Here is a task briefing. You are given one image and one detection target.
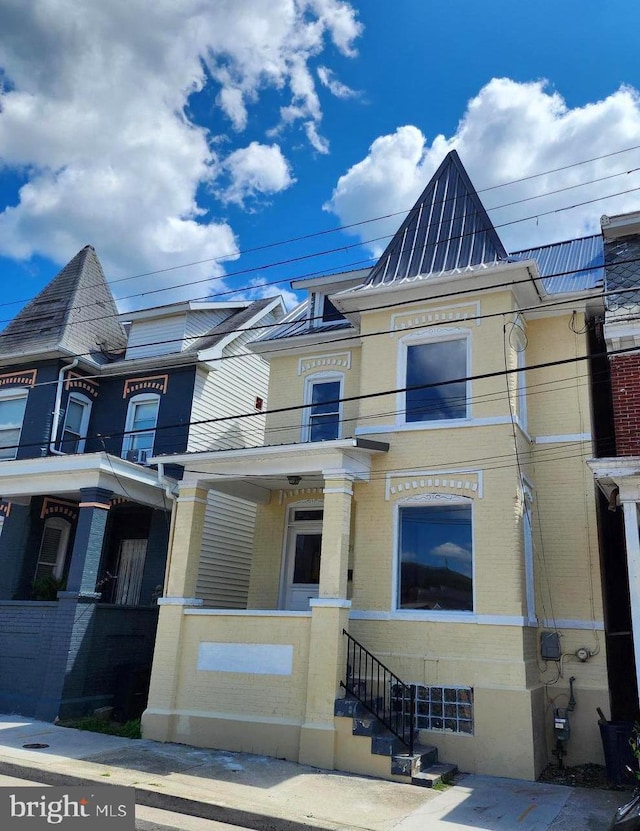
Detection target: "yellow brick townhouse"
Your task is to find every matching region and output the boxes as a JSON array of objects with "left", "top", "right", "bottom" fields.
[{"left": 143, "top": 150, "right": 610, "bottom": 783}]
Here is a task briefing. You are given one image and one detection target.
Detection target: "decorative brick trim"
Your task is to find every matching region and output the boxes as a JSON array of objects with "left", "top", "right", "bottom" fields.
[
  {"left": 0, "top": 501, "right": 11, "bottom": 518},
  {"left": 109, "top": 496, "right": 132, "bottom": 508},
  {"left": 123, "top": 374, "right": 169, "bottom": 398},
  {"left": 40, "top": 497, "right": 79, "bottom": 521},
  {"left": 298, "top": 352, "right": 351, "bottom": 375},
  {"left": 0, "top": 368, "right": 37, "bottom": 388},
  {"left": 385, "top": 469, "right": 482, "bottom": 501},
  {"left": 390, "top": 302, "right": 480, "bottom": 334},
  {"left": 278, "top": 488, "right": 324, "bottom": 504},
  {"left": 65, "top": 371, "right": 99, "bottom": 398}
]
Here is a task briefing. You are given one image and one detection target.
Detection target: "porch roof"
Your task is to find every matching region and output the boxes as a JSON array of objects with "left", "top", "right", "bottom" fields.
[
  {"left": 0, "top": 452, "right": 175, "bottom": 510},
  {"left": 152, "top": 438, "right": 390, "bottom": 503},
  {"left": 588, "top": 456, "right": 640, "bottom": 503}
]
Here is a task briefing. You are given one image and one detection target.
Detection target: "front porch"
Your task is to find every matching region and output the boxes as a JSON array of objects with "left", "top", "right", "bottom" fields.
[
  {"left": 0, "top": 452, "right": 175, "bottom": 720},
  {"left": 143, "top": 439, "right": 387, "bottom": 770}
]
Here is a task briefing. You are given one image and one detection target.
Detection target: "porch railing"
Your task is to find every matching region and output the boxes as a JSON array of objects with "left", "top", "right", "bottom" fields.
[{"left": 341, "top": 629, "right": 415, "bottom": 756}]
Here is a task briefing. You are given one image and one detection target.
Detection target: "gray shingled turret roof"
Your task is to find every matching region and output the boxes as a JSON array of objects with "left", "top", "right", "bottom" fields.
[
  {"left": 364, "top": 149, "right": 508, "bottom": 288},
  {"left": 0, "top": 246, "right": 127, "bottom": 361}
]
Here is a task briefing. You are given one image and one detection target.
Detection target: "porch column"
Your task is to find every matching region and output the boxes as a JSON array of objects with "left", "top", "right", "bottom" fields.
[
  {"left": 66, "top": 487, "right": 112, "bottom": 596},
  {"left": 299, "top": 475, "right": 353, "bottom": 769},
  {"left": 622, "top": 500, "right": 640, "bottom": 708},
  {"left": 143, "top": 483, "right": 207, "bottom": 741},
  {"left": 165, "top": 484, "right": 209, "bottom": 599}
]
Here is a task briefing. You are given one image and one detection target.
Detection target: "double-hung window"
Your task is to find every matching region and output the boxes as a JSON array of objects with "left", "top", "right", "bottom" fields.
[
  {"left": 60, "top": 393, "right": 92, "bottom": 453},
  {"left": 0, "top": 390, "right": 28, "bottom": 460},
  {"left": 404, "top": 335, "right": 468, "bottom": 423},
  {"left": 122, "top": 394, "right": 160, "bottom": 463},
  {"left": 397, "top": 501, "right": 473, "bottom": 611},
  {"left": 303, "top": 374, "right": 342, "bottom": 442}
]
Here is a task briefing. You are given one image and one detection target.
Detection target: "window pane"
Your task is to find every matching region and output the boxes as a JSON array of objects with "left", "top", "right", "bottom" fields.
[
  {"left": 322, "top": 296, "right": 344, "bottom": 322},
  {"left": 311, "top": 381, "right": 340, "bottom": 412},
  {"left": 309, "top": 414, "right": 340, "bottom": 442},
  {"left": 0, "top": 396, "right": 28, "bottom": 427},
  {"left": 308, "top": 381, "right": 340, "bottom": 441},
  {"left": 293, "top": 533, "right": 322, "bottom": 584},
  {"left": 294, "top": 509, "right": 324, "bottom": 522},
  {"left": 64, "top": 400, "right": 85, "bottom": 433},
  {"left": 399, "top": 504, "right": 473, "bottom": 611},
  {"left": 406, "top": 340, "right": 467, "bottom": 421},
  {"left": 0, "top": 428, "right": 21, "bottom": 459},
  {"left": 132, "top": 400, "right": 158, "bottom": 430}
]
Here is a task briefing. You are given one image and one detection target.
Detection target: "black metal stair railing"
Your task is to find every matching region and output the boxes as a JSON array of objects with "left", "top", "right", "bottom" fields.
[{"left": 341, "top": 629, "right": 415, "bottom": 756}]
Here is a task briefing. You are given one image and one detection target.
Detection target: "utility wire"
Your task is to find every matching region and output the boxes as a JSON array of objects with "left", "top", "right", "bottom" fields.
[
  {"left": 2, "top": 156, "right": 639, "bottom": 320},
  {"left": 0, "top": 338, "right": 625, "bottom": 455},
  {"left": 0, "top": 252, "right": 623, "bottom": 391}
]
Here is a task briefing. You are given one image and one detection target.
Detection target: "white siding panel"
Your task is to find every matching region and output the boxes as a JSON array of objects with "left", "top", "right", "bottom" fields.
[
  {"left": 188, "top": 322, "right": 273, "bottom": 452},
  {"left": 183, "top": 310, "right": 228, "bottom": 350},
  {"left": 125, "top": 315, "right": 186, "bottom": 359},
  {"left": 197, "top": 491, "right": 257, "bottom": 608}
]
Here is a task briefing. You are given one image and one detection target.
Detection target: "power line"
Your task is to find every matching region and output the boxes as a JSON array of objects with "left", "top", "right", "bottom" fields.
[
  {"left": 2, "top": 149, "right": 639, "bottom": 319},
  {"left": 0, "top": 336, "right": 624, "bottom": 455},
  {"left": 3, "top": 141, "right": 639, "bottom": 314},
  {"left": 0, "top": 218, "right": 624, "bottom": 367},
  {"left": 1, "top": 252, "right": 621, "bottom": 392}
]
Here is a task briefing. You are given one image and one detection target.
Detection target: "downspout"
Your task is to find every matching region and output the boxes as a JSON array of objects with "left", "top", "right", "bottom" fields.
[
  {"left": 49, "top": 359, "right": 79, "bottom": 455},
  {"left": 156, "top": 461, "right": 179, "bottom": 501}
]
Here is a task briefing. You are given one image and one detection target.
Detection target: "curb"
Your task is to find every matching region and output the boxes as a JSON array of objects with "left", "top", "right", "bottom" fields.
[{"left": 0, "top": 758, "right": 337, "bottom": 831}]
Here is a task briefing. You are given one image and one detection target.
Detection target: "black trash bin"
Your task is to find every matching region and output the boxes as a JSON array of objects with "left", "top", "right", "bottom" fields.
[{"left": 599, "top": 721, "right": 636, "bottom": 786}]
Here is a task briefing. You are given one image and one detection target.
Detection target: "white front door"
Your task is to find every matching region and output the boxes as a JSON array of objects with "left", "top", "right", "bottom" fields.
[{"left": 283, "top": 510, "right": 323, "bottom": 610}]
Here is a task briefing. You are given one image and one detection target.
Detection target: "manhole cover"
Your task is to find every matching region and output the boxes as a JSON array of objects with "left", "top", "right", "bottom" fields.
[{"left": 22, "top": 743, "right": 49, "bottom": 749}]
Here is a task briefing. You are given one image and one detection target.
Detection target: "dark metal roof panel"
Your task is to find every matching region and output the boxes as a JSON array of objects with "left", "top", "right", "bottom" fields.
[
  {"left": 509, "top": 234, "right": 604, "bottom": 294},
  {"left": 365, "top": 150, "right": 508, "bottom": 287}
]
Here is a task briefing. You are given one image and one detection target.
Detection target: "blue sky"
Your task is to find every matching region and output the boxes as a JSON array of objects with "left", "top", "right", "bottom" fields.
[{"left": 1, "top": 0, "right": 640, "bottom": 323}]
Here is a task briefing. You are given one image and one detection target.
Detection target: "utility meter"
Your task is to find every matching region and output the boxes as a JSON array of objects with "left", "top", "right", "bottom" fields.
[{"left": 554, "top": 708, "right": 571, "bottom": 742}]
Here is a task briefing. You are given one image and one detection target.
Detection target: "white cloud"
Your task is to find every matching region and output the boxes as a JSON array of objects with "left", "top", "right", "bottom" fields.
[
  {"left": 243, "top": 277, "right": 300, "bottom": 310},
  {"left": 0, "top": 0, "right": 361, "bottom": 308},
  {"left": 221, "top": 142, "right": 295, "bottom": 206},
  {"left": 325, "top": 79, "right": 640, "bottom": 255},
  {"left": 317, "top": 66, "right": 357, "bottom": 99}
]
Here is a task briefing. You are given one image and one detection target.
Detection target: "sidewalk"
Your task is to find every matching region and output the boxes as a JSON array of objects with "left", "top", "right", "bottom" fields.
[{"left": 0, "top": 716, "right": 623, "bottom": 830}]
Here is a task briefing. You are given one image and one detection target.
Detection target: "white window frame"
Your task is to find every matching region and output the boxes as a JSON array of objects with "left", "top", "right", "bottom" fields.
[
  {"left": 392, "top": 495, "right": 475, "bottom": 618},
  {"left": 121, "top": 393, "right": 160, "bottom": 461},
  {"left": 0, "top": 388, "right": 29, "bottom": 461},
  {"left": 60, "top": 392, "right": 92, "bottom": 453},
  {"left": 310, "top": 292, "right": 345, "bottom": 327},
  {"left": 34, "top": 517, "right": 71, "bottom": 582},
  {"left": 302, "top": 372, "right": 344, "bottom": 443},
  {"left": 397, "top": 329, "right": 471, "bottom": 427}
]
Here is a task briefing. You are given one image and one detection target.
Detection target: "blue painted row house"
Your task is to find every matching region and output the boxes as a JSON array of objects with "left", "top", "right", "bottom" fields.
[{"left": 0, "top": 245, "right": 283, "bottom": 721}]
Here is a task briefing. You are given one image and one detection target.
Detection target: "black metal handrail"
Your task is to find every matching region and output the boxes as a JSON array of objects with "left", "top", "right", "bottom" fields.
[{"left": 341, "top": 629, "right": 415, "bottom": 756}]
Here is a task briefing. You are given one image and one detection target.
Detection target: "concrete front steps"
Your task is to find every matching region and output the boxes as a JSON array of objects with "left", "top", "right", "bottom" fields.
[{"left": 334, "top": 696, "right": 457, "bottom": 787}]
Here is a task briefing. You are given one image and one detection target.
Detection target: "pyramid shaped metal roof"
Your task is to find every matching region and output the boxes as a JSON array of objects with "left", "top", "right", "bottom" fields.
[
  {"left": 0, "top": 246, "right": 127, "bottom": 361},
  {"left": 365, "top": 150, "right": 508, "bottom": 287}
]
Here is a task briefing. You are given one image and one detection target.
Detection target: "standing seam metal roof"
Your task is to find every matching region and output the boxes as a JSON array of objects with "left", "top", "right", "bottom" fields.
[
  {"left": 364, "top": 150, "right": 509, "bottom": 287},
  {"left": 509, "top": 234, "right": 604, "bottom": 294}
]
